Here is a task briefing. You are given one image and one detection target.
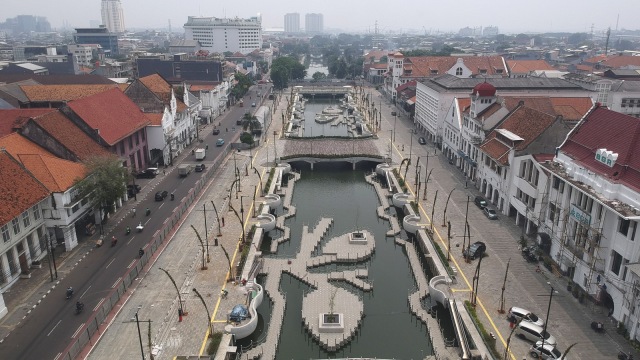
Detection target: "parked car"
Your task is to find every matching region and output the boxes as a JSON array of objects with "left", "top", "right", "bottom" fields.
[
  {"left": 216, "top": 138, "right": 225, "bottom": 146},
  {"left": 154, "top": 190, "right": 168, "bottom": 201},
  {"left": 418, "top": 137, "right": 427, "bottom": 145},
  {"left": 515, "top": 321, "right": 557, "bottom": 346},
  {"left": 195, "top": 164, "right": 205, "bottom": 172},
  {"left": 530, "top": 341, "right": 565, "bottom": 359},
  {"left": 463, "top": 241, "right": 486, "bottom": 260},
  {"left": 508, "top": 306, "right": 544, "bottom": 327},
  {"left": 391, "top": 111, "right": 397, "bottom": 116},
  {"left": 213, "top": 129, "right": 220, "bottom": 135},
  {"left": 127, "top": 184, "right": 141, "bottom": 193},
  {"left": 251, "top": 102, "right": 256, "bottom": 107},
  {"left": 483, "top": 207, "right": 498, "bottom": 219},
  {"left": 136, "top": 168, "right": 158, "bottom": 179},
  {"left": 474, "top": 196, "right": 487, "bottom": 209}
]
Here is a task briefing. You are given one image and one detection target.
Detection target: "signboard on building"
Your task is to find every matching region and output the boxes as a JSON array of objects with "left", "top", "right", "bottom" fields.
[
  {"left": 570, "top": 204, "right": 591, "bottom": 226},
  {"left": 595, "top": 148, "right": 618, "bottom": 167}
]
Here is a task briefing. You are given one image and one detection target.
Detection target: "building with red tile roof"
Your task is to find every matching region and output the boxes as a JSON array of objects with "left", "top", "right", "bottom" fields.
[
  {"left": 537, "top": 107, "right": 640, "bottom": 326},
  {"left": 0, "top": 150, "right": 50, "bottom": 301},
  {"left": 0, "top": 109, "right": 56, "bottom": 136},
  {"left": 506, "top": 60, "right": 555, "bottom": 78},
  {"left": 19, "top": 84, "right": 117, "bottom": 108},
  {"left": 63, "top": 88, "right": 151, "bottom": 170}
]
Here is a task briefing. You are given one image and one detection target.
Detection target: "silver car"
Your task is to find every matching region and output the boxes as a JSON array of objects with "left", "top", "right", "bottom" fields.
[{"left": 483, "top": 207, "right": 498, "bottom": 219}]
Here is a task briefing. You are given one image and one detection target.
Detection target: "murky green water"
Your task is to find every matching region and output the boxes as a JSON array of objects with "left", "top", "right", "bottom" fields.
[
  {"left": 238, "top": 163, "right": 435, "bottom": 358},
  {"left": 302, "top": 99, "right": 349, "bottom": 138}
]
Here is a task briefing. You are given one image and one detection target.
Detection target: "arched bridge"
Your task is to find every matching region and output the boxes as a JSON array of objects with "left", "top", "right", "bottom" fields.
[{"left": 281, "top": 138, "right": 385, "bottom": 169}]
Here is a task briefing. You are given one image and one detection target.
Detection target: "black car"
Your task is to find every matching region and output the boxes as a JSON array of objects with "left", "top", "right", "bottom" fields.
[
  {"left": 154, "top": 190, "right": 168, "bottom": 201},
  {"left": 212, "top": 129, "right": 220, "bottom": 135},
  {"left": 418, "top": 137, "right": 427, "bottom": 145},
  {"left": 136, "top": 168, "right": 158, "bottom": 179},
  {"left": 463, "top": 241, "right": 486, "bottom": 260},
  {"left": 195, "top": 164, "right": 205, "bottom": 172},
  {"left": 474, "top": 196, "right": 487, "bottom": 209}
]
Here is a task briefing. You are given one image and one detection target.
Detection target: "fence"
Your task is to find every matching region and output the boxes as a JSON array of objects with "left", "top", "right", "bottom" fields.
[{"left": 57, "top": 146, "right": 232, "bottom": 360}]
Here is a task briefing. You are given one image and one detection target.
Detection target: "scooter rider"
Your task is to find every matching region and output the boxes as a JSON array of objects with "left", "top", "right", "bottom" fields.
[
  {"left": 76, "top": 301, "right": 84, "bottom": 312},
  {"left": 66, "top": 286, "right": 73, "bottom": 298}
]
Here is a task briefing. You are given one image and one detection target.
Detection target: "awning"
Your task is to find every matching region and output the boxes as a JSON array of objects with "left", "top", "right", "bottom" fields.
[{"left": 406, "top": 99, "right": 415, "bottom": 105}]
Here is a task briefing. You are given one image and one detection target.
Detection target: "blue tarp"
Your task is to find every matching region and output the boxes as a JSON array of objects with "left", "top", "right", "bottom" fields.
[{"left": 229, "top": 304, "right": 249, "bottom": 322}]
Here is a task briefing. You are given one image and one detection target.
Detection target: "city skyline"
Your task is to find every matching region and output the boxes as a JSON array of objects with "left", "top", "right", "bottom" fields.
[{"left": 1, "top": 0, "right": 639, "bottom": 34}]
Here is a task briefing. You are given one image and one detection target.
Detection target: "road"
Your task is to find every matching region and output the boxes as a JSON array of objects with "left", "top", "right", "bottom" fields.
[{"left": 0, "top": 85, "right": 271, "bottom": 360}]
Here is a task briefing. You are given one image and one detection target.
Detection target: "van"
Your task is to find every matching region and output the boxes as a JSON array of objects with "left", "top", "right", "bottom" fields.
[
  {"left": 515, "top": 321, "right": 556, "bottom": 346},
  {"left": 178, "top": 164, "right": 193, "bottom": 177}
]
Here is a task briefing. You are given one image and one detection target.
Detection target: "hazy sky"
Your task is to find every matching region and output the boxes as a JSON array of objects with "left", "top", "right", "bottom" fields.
[{"left": 2, "top": 0, "right": 639, "bottom": 34}]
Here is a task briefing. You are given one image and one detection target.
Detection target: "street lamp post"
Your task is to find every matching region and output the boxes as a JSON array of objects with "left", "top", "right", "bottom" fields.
[
  {"left": 409, "top": 129, "right": 415, "bottom": 164},
  {"left": 210, "top": 201, "right": 222, "bottom": 237},
  {"left": 203, "top": 204, "right": 209, "bottom": 262},
  {"left": 442, "top": 188, "right": 456, "bottom": 227},
  {"left": 134, "top": 306, "right": 145, "bottom": 360},
  {"left": 393, "top": 112, "right": 397, "bottom": 143}
]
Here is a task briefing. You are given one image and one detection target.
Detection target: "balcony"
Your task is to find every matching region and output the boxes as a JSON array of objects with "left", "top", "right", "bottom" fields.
[{"left": 470, "top": 136, "right": 482, "bottom": 145}]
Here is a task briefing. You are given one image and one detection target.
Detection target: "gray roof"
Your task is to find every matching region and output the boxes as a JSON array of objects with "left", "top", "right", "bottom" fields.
[
  {"left": 169, "top": 39, "right": 200, "bottom": 47},
  {"left": 0, "top": 97, "right": 13, "bottom": 109},
  {"left": 422, "top": 74, "right": 583, "bottom": 92},
  {"left": 0, "top": 79, "right": 38, "bottom": 103}
]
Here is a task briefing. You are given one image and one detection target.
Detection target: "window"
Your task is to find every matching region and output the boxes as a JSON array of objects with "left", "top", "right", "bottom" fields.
[
  {"left": 22, "top": 211, "right": 30, "bottom": 228},
  {"left": 455, "top": 67, "right": 463, "bottom": 76},
  {"left": 1, "top": 224, "right": 9, "bottom": 242},
  {"left": 32, "top": 204, "right": 40, "bottom": 221},
  {"left": 548, "top": 203, "right": 559, "bottom": 225},
  {"left": 619, "top": 217, "right": 631, "bottom": 236},
  {"left": 12, "top": 218, "right": 20, "bottom": 235},
  {"left": 611, "top": 250, "right": 623, "bottom": 275}
]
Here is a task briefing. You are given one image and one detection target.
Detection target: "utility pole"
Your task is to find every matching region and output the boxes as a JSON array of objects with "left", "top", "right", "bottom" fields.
[
  {"left": 470, "top": 253, "right": 483, "bottom": 306},
  {"left": 463, "top": 196, "right": 470, "bottom": 260},
  {"left": 447, "top": 221, "right": 452, "bottom": 261},
  {"left": 499, "top": 258, "right": 510, "bottom": 314},
  {"left": 430, "top": 190, "right": 438, "bottom": 230}
]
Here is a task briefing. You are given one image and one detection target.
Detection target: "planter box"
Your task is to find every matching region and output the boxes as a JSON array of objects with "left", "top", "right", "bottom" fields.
[{"left": 319, "top": 313, "right": 344, "bottom": 333}]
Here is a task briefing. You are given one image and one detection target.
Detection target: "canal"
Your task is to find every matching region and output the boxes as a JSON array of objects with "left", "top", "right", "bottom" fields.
[{"left": 238, "top": 162, "right": 434, "bottom": 358}]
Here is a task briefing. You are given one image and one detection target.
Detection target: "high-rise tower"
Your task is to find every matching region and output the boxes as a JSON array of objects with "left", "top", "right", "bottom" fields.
[
  {"left": 284, "top": 13, "right": 300, "bottom": 33},
  {"left": 101, "top": 0, "right": 125, "bottom": 33}
]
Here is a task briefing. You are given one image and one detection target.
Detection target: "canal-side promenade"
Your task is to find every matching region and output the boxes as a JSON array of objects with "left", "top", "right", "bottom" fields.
[{"left": 82, "top": 83, "right": 637, "bottom": 360}]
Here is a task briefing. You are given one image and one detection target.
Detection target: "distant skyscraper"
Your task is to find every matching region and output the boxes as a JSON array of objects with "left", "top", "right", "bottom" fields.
[
  {"left": 101, "top": 0, "right": 125, "bottom": 33},
  {"left": 284, "top": 13, "right": 300, "bottom": 33},
  {"left": 305, "top": 13, "right": 323, "bottom": 34}
]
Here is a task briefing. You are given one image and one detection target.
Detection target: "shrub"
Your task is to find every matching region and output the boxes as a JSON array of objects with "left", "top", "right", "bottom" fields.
[
  {"left": 465, "top": 301, "right": 501, "bottom": 359},
  {"left": 206, "top": 332, "right": 224, "bottom": 355}
]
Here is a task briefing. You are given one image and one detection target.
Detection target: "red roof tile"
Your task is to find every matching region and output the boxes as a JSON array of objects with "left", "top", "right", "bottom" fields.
[
  {"left": 139, "top": 74, "right": 172, "bottom": 103},
  {"left": 67, "top": 88, "right": 150, "bottom": 146},
  {"left": 560, "top": 106, "right": 640, "bottom": 192},
  {"left": 144, "top": 113, "right": 163, "bottom": 126},
  {"left": 31, "top": 110, "right": 111, "bottom": 161},
  {"left": 0, "top": 109, "right": 56, "bottom": 136},
  {"left": 0, "top": 151, "right": 49, "bottom": 225},
  {"left": 480, "top": 138, "right": 511, "bottom": 165},
  {"left": 18, "top": 154, "right": 86, "bottom": 192},
  {"left": 20, "top": 84, "right": 117, "bottom": 102},
  {"left": 0, "top": 133, "right": 56, "bottom": 159},
  {"left": 506, "top": 60, "right": 555, "bottom": 73}
]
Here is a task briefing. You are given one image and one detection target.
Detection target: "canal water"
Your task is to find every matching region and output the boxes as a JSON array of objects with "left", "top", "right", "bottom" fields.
[
  {"left": 238, "top": 163, "right": 434, "bottom": 358},
  {"left": 306, "top": 60, "right": 328, "bottom": 80},
  {"left": 302, "top": 99, "right": 348, "bottom": 138}
]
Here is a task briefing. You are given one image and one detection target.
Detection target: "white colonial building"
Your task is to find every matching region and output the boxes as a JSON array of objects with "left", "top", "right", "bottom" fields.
[
  {"left": 184, "top": 16, "right": 263, "bottom": 55},
  {"left": 537, "top": 106, "right": 640, "bottom": 340}
]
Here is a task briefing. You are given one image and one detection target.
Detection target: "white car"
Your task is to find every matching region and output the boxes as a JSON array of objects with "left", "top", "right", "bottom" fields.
[
  {"left": 508, "top": 306, "right": 544, "bottom": 327},
  {"left": 530, "top": 341, "right": 565, "bottom": 359}
]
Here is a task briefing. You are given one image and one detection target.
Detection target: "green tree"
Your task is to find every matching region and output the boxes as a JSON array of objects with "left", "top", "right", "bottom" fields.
[
  {"left": 240, "top": 132, "right": 255, "bottom": 145},
  {"left": 231, "top": 72, "right": 252, "bottom": 100},
  {"left": 312, "top": 71, "right": 327, "bottom": 81},
  {"left": 270, "top": 64, "right": 290, "bottom": 89},
  {"left": 74, "top": 155, "right": 130, "bottom": 216},
  {"left": 241, "top": 112, "right": 261, "bottom": 133}
]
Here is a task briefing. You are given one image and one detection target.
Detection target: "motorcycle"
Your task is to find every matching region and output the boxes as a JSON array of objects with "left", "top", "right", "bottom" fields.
[
  {"left": 619, "top": 351, "right": 634, "bottom": 360},
  {"left": 136, "top": 222, "right": 144, "bottom": 232},
  {"left": 125, "top": 227, "right": 131, "bottom": 235},
  {"left": 145, "top": 208, "right": 150, "bottom": 216},
  {"left": 138, "top": 248, "right": 145, "bottom": 258},
  {"left": 66, "top": 287, "right": 74, "bottom": 300},
  {"left": 111, "top": 236, "right": 118, "bottom": 247},
  {"left": 591, "top": 321, "right": 605, "bottom": 333},
  {"left": 75, "top": 302, "right": 84, "bottom": 314}
]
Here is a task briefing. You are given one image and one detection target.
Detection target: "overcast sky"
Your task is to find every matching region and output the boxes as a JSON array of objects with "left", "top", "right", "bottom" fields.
[{"left": 2, "top": 0, "right": 639, "bottom": 34}]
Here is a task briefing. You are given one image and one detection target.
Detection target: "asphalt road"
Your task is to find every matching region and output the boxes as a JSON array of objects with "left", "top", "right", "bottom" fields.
[{"left": 0, "top": 85, "right": 271, "bottom": 360}]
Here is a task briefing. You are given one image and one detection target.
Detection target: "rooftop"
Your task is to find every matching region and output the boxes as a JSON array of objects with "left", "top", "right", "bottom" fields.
[{"left": 0, "top": 151, "right": 50, "bottom": 225}]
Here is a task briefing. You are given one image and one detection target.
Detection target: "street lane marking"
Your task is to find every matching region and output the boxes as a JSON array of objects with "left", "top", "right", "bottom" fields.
[
  {"left": 144, "top": 219, "right": 151, "bottom": 226},
  {"left": 71, "top": 324, "right": 83, "bottom": 338},
  {"left": 47, "top": 320, "right": 62, "bottom": 336},
  {"left": 80, "top": 285, "right": 91, "bottom": 299},
  {"left": 53, "top": 353, "right": 62, "bottom": 360},
  {"left": 127, "top": 260, "right": 136, "bottom": 269},
  {"left": 105, "top": 258, "right": 116, "bottom": 269},
  {"left": 127, "top": 236, "right": 135, "bottom": 245},
  {"left": 93, "top": 298, "right": 105, "bottom": 312},
  {"left": 111, "top": 277, "right": 122, "bottom": 289}
]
